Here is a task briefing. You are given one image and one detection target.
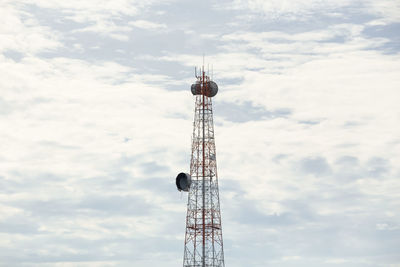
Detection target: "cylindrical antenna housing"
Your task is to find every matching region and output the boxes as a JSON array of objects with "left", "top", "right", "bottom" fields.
[{"left": 191, "top": 81, "right": 218, "bottom": 97}]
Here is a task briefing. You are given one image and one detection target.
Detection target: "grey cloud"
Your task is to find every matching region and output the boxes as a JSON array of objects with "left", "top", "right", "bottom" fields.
[
  {"left": 225, "top": 194, "right": 300, "bottom": 227},
  {"left": 336, "top": 142, "right": 359, "bottom": 148},
  {"left": 224, "top": 187, "right": 400, "bottom": 266},
  {"left": 140, "top": 161, "right": 170, "bottom": 174},
  {"left": 0, "top": 172, "right": 65, "bottom": 194},
  {"left": 39, "top": 140, "right": 79, "bottom": 150},
  {"left": 218, "top": 77, "right": 244, "bottom": 86},
  {"left": 295, "top": 155, "right": 391, "bottom": 181},
  {"left": 134, "top": 176, "right": 175, "bottom": 196},
  {"left": 0, "top": 218, "right": 40, "bottom": 234},
  {"left": 0, "top": 97, "right": 13, "bottom": 115},
  {"left": 298, "top": 120, "right": 321, "bottom": 125},
  {"left": 272, "top": 153, "right": 289, "bottom": 164},
  {"left": 298, "top": 156, "right": 332, "bottom": 176},
  {"left": 215, "top": 101, "right": 291, "bottom": 123},
  {"left": 78, "top": 194, "right": 155, "bottom": 215},
  {"left": 344, "top": 120, "right": 363, "bottom": 127},
  {"left": 334, "top": 155, "right": 364, "bottom": 180},
  {"left": 0, "top": 97, "right": 56, "bottom": 119},
  {"left": 5, "top": 194, "right": 155, "bottom": 219},
  {"left": 365, "top": 157, "right": 389, "bottom": 177},
  {"left": 363, "top": 22, "right": 400, "bottom": 54},
  {"left": 0, "top": 235, "right": 182, "bottom": 266},
  {"left": 3, "top": 50, "right": 24, "bottom": 62},
  {"left": 335, "top": 155, "right": 359, "bottom": 165},
  {"left": 334, "top": 155, "right": 390, "bottom": 180},
  {"left": 220, "top": 179, "right": 246, "bottom": 195},
  {"left": 25, "top": 2, "right": 227, "bottom": 78}
]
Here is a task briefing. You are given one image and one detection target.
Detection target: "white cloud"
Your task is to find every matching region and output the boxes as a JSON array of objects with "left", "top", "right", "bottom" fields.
[
  {"left": 227, "top": 0, "right": 400, "bottom": 23},
  {"left": 17, "top": 0, "right": 142, "bottom": 23},
  {"left": 364, "top": 0, "right": 400, "bottom": 24},
  {"left": 160, "top": 19, "right": 400, "bottom": 264},
  {"left": 0, "top": 2, "right": 61, "bottom": 54},
  {"left": 1, "top": 0, "right": 400, "bottom": 266},
  {"left": 0, "top": 52, "right": 192, "bottom": 266},
  {"left": 73, "top": 21, "right": 132, "bottom": 40},
  {"left": 227, "top": 0, "right": 354, "bottom": 19},
  {"left": 129, "top": 20, "right": 167, "bottom": 30},
  {"left": 5, "top": 0, "right": 170, "bottom": 40}
]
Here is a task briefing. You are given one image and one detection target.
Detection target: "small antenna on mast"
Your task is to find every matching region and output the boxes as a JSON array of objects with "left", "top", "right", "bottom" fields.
[{"left": 203, "top": 53, "right": 205, "bottom": 74}]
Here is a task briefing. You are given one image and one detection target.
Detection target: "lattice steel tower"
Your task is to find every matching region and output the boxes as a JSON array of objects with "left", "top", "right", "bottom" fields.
[{"left": 175, "top": 66, "right": 225, "bottom": 267}]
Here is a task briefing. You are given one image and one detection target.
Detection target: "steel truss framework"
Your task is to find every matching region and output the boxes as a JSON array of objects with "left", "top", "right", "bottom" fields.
[{"left": 183, "top": 70, "right": 225, "bottom": 267}]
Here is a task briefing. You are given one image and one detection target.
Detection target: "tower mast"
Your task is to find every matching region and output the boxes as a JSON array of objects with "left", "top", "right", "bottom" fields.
[{"left": 175, "top": 65, "right": 225, "bottom": 266}]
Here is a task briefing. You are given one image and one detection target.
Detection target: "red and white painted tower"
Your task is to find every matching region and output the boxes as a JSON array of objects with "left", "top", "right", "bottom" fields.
[{"left": 176, "top": 66, "right": 225, "bottom": 267}]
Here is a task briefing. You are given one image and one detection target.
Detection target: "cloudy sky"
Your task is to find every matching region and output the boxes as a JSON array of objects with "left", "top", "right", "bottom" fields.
[{"left": 1, "top": 0, "right": 399, "bottom": 266}]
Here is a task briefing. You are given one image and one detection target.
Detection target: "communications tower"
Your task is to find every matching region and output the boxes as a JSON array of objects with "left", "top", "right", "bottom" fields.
[{"left": 175, "top": 66, "right": 225, "bottom": 267}]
